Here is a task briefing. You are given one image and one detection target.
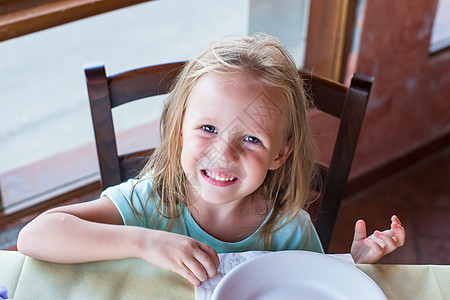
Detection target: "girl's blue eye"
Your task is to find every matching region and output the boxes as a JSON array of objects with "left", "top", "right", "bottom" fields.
[
  {"left": 244, "top": 136, "right": 260, "bottom": 144},
  {"left": 202, "top": 125, "right": 217, "bottom": 133}
]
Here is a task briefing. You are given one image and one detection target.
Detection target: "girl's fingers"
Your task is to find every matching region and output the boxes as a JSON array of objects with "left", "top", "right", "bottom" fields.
[
  {"left": 199, "top": 243, "right": 220, "bottom": 271},
  {"left": 183, "top": 243, "right": 219, "bottom": 285},
  {"left": 194, "top": 248, "right": 219, "bottom": 279},
  {"left": 391, "top": 215, "right": 406, "bottom": 246},
  {"left": 183, "top": 256, "right": 209, "bottom": 283},
  {"left": 391, "top": 215, "right": 401, "bottom": 226},
  {"left": 363, "top": 238, "right": 384, "bottom": 259},
  {"left": 353, "top": 219, "right": 367, "bottom": 242},
  {"left": 373, "top": 231, "right": 398, "bottom": 254},
  {"left": 175, "top": 263, "right": 202, "bottom": 287},
  {"left": 391, "top": 223, "right": 406, "bottom": 246}
]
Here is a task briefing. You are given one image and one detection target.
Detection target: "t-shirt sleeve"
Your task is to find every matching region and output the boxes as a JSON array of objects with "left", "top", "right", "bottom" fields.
[
  {"left": 271, "top": 210, "right": 324, "bottom": 253},
  {"left": 297, "top": 210, "right": 324, "bottom": 253},
  {"left": 100, "top": 177, "right": 154, "bottom": 227}
]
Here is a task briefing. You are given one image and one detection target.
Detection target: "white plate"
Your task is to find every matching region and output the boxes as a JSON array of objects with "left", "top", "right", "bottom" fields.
[{"left": 211, "top": 251, "right": 386, "bottom": 300}]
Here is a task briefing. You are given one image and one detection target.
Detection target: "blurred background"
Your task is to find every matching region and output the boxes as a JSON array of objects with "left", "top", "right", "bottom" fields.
[{"left": 0, "top": 0, "right": 449, "bottom": 264}]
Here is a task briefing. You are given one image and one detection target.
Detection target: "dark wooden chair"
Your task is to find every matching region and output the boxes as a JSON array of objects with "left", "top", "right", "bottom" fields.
[{"left": 85, "top": 62, "right": 373, "bottom": 253}]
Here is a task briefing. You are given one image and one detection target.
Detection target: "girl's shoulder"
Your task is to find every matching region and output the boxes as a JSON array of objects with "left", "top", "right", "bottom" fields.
[
  {"left": 272, "top": 209, "right": 316, "bottom": 237},
  {"left": 100, "top": 175, "right": 160, "bottom": 228},
  {"left": 101, "top": 174, "right": 154, "bottom": 202},
  {"left": 277, "top": 209, "right": 313, "bottom": 227},
  {"left": 272, "top": 209, "right": 323, "bottom": 252}
]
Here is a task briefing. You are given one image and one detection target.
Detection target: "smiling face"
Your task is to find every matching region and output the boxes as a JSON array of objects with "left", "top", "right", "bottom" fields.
[{"left": 180, "top": 72, "right": 293, "bottom": 209}]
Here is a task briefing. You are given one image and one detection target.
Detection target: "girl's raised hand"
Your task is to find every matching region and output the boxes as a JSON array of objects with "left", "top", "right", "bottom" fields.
[
  {"left": 350, "top": 215, "right": 405, "bottom": 264},
  {"left": 138, "top": 230, "right": 220, "bottom": 287}
]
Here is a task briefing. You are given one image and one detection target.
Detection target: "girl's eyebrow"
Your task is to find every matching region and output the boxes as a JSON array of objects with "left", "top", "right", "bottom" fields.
[{"left": 191, "top": 116, "right": 216, "bottom": 125}]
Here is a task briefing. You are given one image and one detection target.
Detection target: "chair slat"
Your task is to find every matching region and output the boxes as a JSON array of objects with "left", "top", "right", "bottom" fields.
[
  {"left": 299, "top": 70, "right": 347, "bottom": 118},
  {"left": 108, "top": 62, "right": 185, "bottom": 108}
]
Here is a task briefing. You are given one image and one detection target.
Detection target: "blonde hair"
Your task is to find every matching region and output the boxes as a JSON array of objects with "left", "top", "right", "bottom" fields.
[{"left": 138, "top": 33, "right": 317, "bottom": 248}]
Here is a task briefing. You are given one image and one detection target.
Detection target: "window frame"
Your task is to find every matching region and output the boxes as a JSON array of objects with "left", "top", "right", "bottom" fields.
[{"left": 0, "top": 0, "right": 151, "bottom": 42}]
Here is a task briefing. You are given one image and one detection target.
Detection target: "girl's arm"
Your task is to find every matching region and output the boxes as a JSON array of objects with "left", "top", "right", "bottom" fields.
[
  {"left": 17, "top": 197, "right": 219, "bottom": 286},
  {"left": 18, "top": 197, "right": 137, "bottom": 262}
]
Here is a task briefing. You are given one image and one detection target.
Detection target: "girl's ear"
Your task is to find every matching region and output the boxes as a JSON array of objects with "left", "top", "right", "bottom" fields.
[{"left": 269, "top": 140, "right": 293, "bottom": 170}]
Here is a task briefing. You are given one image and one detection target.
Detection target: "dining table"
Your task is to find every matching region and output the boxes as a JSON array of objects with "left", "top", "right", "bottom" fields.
[{"left": 0, "top": 249, "right": 448, "bottom": 300}]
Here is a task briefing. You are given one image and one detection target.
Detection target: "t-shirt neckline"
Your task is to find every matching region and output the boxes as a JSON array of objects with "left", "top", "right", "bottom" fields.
[{"left": 182, "top": 206, "right": 273, "bottom": 250}]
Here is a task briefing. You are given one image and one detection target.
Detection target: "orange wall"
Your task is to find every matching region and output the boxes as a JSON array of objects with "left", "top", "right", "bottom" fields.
[{"left": 347, "top": 0, "right": 450, "bottom": 178}]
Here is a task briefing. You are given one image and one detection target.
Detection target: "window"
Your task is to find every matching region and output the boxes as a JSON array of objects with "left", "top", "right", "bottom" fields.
[
  {"left": 248, "top": 0, "right": 310, "bottom": 68},
  {"left": 0, "top": 0, "right": 250, "bottom": 212},
  {"left": 0, "top": 0, "right": 310, "bottom": 214},
  {"left": 430, "top": 0, "right": 450, "bottom": 53}
]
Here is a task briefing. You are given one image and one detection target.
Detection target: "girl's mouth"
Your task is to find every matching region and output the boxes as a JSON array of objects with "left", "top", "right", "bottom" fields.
[{"left": 201, "top": 169, "right": 238, "bottom": 186}]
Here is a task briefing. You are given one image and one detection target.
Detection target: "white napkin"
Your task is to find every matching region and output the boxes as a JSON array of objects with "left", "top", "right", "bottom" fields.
[{"left": 195, "top": 251, "right": 354, "bottom": 300}]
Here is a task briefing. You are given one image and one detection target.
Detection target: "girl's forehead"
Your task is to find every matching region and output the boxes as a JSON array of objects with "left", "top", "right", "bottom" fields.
[
  {"left": 187, "top": 71, "right": 287, "bottom": 108},
  {"left": 184, "top": 72, "right": 289, "bottom": 134}
]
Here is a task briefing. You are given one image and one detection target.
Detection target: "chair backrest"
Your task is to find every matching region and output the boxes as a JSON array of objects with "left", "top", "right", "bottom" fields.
[
  {"left": 85, "top": 62, "right": 373, "bottom": 252},
  {"left": 85, "top": 61, "right": 185, "bottom": 190},
  {"left": 302, "top": 72, "right": 373, "bottom": 251}
]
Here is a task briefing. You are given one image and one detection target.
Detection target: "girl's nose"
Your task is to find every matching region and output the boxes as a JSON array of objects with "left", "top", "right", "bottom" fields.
[{"left": 217, "top": 137, "right": 240, "bottom": 164}]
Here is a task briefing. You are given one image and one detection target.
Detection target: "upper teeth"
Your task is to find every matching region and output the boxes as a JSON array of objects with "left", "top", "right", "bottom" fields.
[{"left": 205, "top": 170, "right": 236, "bottom": 182}]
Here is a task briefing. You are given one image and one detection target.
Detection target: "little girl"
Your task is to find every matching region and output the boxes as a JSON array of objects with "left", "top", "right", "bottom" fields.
[{"left": 17, "top": 34, "right": 405, "bottom": 287}]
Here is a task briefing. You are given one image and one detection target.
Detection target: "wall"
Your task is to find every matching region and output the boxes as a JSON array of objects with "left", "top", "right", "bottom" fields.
[{"left": 347, "top": 0, "right": 450, "bottom": 178}]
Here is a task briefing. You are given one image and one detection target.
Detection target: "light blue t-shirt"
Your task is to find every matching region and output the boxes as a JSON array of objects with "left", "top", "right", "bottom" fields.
[{"left": 101, "top": 177, "right": 324, "bottom": 254}]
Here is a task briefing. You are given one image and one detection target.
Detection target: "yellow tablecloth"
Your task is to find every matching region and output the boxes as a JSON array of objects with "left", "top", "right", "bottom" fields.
[
  {"left": 0, "top": 250, "right": 193, "bottom": 299},
  {"left": 357, "top": 264, "right": 449, "bottom": 300},
  {"left": 0, "top": 250, "right": 448, "bottom": 300}
]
